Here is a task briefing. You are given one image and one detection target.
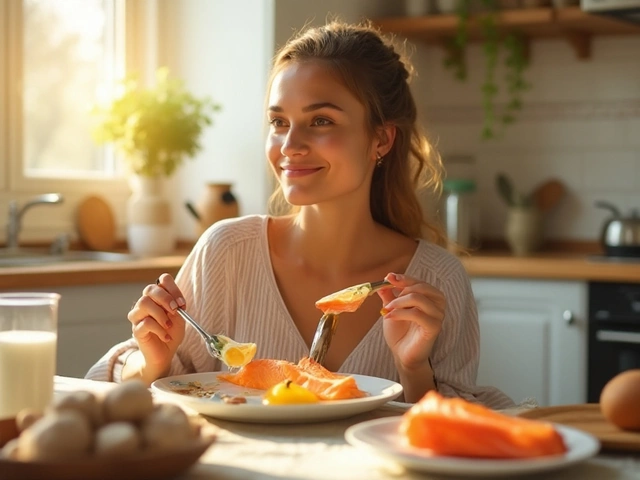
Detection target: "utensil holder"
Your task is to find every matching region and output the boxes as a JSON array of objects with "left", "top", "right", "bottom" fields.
[{"left": 505, "top": 207, "right": 543, "bottom": 256}]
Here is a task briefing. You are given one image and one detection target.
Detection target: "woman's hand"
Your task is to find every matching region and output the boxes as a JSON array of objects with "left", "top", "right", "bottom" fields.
[
  {"left": 377, "top": 273, "right": 445, "bottom": 370},
  {"left": 126, "top": 273, "right": 187, "bottom": 381}
]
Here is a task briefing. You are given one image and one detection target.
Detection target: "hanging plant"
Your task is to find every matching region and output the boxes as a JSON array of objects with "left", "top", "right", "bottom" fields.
[
  {"left": 442, "top": 0, "right": 473, "bottom": 81},
  {"left": 479, "top": 2, "right": 500, "bottom": 139},
  {"left": 502, "top": 32, "right": 530, "bottom": 128},
  {"left": 442, "top": 0, "right": 530, "bottom": 140}
]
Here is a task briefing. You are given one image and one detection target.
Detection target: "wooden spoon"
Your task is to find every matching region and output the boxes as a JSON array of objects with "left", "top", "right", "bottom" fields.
[{"left": 532, "top": 179, "right": 565, "bottom": 212}]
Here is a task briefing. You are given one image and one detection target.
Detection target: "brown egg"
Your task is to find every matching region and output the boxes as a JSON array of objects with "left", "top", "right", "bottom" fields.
[{"left": 600, "top": 369, "right": 640, "bottom": 431}]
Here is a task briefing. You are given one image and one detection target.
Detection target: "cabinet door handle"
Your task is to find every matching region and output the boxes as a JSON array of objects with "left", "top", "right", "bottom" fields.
[
  {"left": 596, "top": 330, "right": 640, "bottom": 345},
  {"left": 563, "top": 310, "right": 575, "bottom": 325}
]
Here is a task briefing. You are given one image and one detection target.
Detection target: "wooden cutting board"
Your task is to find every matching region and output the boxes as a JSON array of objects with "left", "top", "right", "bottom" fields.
[
  {"left": 76, "top": 195, "right": 116, "bottom": 251},
  {"left": 519, "top": 403, "right": 640, "bottom": 452}
]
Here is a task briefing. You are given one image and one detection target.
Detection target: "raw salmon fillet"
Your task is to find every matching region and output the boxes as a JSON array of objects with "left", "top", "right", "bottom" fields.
[
  {"left": 217, "top": 357, "right": 367, "bottom": 400},
  {"left": 401, "top": 391, "right": 567, "bottom": 458}
]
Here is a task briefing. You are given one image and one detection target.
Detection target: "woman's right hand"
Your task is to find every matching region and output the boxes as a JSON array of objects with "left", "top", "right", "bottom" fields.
[{"left": 127, "top": 273, "right": 187, "bottom": 380}]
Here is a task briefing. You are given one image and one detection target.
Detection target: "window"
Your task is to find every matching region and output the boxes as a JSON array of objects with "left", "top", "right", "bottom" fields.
[
  {"left": 22, "top": 0, "right": 124, "bottom": 178},
  {"left": 1, "top": 0, "right": 158, "bottom": 243}
]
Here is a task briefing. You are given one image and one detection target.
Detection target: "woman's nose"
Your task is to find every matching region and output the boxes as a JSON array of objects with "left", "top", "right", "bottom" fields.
[{"left": 280, "top": 126, "right": 310, "bottom": 158}]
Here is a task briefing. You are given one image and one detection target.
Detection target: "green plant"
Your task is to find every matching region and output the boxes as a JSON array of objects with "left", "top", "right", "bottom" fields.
[
  {"left": 495, "top": 172, "right": 533, "bottom": 207},
  {"left": 443, "top": 0, "right": 473, "bottom": 80},
  {"left": 502, "top": 33, "right": 529, "bottom": 127},
  {"left": 92, "top": 67, "right": 221, "bottom": 177},
  {"left": 442, "top": 0, "right": 530, "bottom": 140}
]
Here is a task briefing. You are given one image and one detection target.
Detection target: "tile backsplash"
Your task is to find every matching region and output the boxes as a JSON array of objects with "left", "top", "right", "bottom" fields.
[{"left": 412, "top": 35, "right": 640, "bottom": 243}]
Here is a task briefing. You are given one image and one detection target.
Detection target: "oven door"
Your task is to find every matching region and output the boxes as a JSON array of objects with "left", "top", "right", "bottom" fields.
[{"left": 588, "top": 323, "right": 640, "bottom": 402}]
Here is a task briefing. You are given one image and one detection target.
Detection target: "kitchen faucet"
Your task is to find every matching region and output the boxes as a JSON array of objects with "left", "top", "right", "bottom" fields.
[{"left": 5, "top": 193, "right": 64, "bottom": 249}]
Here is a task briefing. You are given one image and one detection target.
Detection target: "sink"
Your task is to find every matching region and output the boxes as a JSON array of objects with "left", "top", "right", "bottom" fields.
[{"left": 0, "top": 248, "right": 138, "bottom": 268}]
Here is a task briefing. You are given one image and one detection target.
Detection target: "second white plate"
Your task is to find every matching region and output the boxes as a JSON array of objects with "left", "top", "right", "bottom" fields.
[
  {"left": 345, "top": 417, "right": 600, "bottom": 477},
  {"left": 151, "top": 372, "right": 403, "bottom": 424}
]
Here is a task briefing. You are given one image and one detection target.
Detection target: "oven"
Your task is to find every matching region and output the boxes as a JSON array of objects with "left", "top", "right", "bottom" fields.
[{"left": 587, "top": 281, "right": 640, "bottom": 403}]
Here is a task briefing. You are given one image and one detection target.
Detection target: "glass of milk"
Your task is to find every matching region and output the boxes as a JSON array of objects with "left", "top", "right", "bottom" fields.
[{"left": 0, "top": 292, "right": 60, "bottom": 420}]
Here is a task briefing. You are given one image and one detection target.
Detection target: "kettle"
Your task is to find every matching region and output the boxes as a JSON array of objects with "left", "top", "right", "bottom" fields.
[{"left": 595, "top": 201, "right": 640, "bottom": 257}]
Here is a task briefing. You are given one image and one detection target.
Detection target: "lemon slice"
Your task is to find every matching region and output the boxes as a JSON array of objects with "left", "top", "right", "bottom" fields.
[{"left": 214, "top": 334, "right": 257, "bottom": 368}]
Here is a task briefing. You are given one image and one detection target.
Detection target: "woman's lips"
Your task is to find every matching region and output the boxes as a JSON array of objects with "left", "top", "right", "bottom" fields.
[{"left": 281, "top": 166, "right": 323, "bottom": 178}]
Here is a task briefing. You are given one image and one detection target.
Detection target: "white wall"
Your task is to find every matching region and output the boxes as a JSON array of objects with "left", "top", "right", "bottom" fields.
[
  {"left": 411, "top": 36, "right": 640, "bottom": 242},
  {"left": 273, "top": 0, "right": 403, "bottom": 48},
  {"left": 160, "top": 0, "right": 275, "bottom": 239}
]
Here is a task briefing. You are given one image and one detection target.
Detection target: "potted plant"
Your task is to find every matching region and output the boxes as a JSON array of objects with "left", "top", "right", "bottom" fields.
[
  {"left": 92, "top": 67, "right": 221, "bottom": 256},
  {"left": 495, "top": 173, "right": 542, "bottom": 256}
]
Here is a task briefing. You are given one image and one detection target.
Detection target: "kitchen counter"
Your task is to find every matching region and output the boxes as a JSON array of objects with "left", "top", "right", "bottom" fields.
[
  {"left": 0, "top": 254, "right": 187, "bottom": 289},
  {"left": 1, "top": 250, "right": 639, "bottom": 290},
  {"left": 460, "top": 251, "right": 640, "bottom": 283}
]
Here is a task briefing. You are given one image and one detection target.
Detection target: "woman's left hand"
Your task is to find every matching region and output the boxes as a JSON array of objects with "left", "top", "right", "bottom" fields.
[{"left": 377, "top": 273, "right": 445, "bottom": 370}]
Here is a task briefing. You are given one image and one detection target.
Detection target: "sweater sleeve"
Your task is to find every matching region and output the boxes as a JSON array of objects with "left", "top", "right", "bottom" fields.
[
  {"left": 431, "top": 261, "right": 516, "bottom": 410},
  {"left": 84, "top": 338, "right": 137, "bottom": 382},
  {"left": 84, "top": 226, "right": 218, "bottom": 383}
]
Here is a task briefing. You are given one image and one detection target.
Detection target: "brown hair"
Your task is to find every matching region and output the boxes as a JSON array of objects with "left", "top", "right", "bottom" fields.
[{"left": 267, "top": 20, "right": 445, "bottom": 245}]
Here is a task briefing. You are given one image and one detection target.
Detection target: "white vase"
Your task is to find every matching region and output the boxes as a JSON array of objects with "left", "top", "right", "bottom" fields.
[
  {"left": 505, "top": 207, "right": 543, "bottom": 257},
  {"left": 126, "top": 175, "right": 175, "bottom": 257}
]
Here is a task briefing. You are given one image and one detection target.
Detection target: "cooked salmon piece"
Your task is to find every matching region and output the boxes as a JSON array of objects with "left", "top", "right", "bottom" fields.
[
  {"left": 217, "top": 358, "right": 290, "bottom": 390},
  {"left": 296, "top": 357, "right": 344, "bottom": 379},
  {"left": 217, "top": 356, "right": 368, "bottom": 400},
  {"left": 282, "top": 362, "right": 367, "bottom": 400},
  {"left": 315, "top": 291, "right": 367, "bottom": 314}
]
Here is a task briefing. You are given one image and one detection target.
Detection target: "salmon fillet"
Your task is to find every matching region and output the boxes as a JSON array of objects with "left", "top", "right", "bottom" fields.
[
  {"left": 296, "top": 357, "right": 344, "bottom": 379},
  {"left": 217, "top": 357, "right": 368, "bottom": 400},
  {"left": 401, "top": 391, "right": 567, "bottom": 458},
  {"left": 282, "top": 362, "right": 367, "bottom": 400},
  {"left": 217, "top": 358, "right": 290, "bottom": 390}
]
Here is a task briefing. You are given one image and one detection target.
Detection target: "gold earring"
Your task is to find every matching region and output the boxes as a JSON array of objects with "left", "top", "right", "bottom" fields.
[{"left": 376, "top": 153, "right": 384, "bottom": 167}]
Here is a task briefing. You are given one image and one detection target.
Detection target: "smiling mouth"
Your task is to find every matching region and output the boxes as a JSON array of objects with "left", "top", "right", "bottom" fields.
[{"left": 281, "top": 166, "right": 323, "bottom": 177}]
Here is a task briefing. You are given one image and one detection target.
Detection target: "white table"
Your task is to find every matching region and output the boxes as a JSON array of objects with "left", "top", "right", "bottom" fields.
[{"left": 55, "top": 377, "right": 640, "bottom": 480}]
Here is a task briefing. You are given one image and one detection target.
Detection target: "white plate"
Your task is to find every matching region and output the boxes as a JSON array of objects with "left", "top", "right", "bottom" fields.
[
  {"left": 151, "top": 372, "right": 403, "bottom": 424},
  {"left": 345, "top": 417, "right": 600, "bottom": 477}
]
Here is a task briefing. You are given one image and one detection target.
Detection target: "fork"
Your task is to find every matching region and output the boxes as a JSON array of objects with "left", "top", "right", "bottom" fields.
[{"left": 176, "top": 307, "right": 226, "bottom": 362}]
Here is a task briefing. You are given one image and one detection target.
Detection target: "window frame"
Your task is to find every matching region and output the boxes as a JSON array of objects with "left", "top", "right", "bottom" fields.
[
  {"left": 1, "top": 0, "right": 8, "bottom": 193},
  {"left": 1, "top": 0, "right": 158, "bottom": 198}
]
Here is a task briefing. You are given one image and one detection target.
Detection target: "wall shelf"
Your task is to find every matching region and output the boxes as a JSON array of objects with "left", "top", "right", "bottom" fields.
[{"left": 374, "top": 7, "right": 640, "bottom": 59}]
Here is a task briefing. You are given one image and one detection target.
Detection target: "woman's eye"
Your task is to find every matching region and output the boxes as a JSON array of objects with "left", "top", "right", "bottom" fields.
[
  {"left": 269, "top": 118, "right": 287, "bottom": 128},
  {"left": 313, "top": 117, "right": 332, "bottom": 126}
]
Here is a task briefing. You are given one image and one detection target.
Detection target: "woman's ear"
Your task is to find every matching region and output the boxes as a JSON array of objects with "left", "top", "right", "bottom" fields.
[{"left": 375, "top": 124, "right": 397, "bottom": 157}]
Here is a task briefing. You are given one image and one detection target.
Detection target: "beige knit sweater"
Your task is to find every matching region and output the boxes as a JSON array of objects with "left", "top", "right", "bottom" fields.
[{"left": 86, "top": 215, "right": 515, "bottom": 409}]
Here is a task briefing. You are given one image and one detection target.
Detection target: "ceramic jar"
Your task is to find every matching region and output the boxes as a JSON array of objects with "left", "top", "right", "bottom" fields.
[
  {"left": 441, "top": 178, "right": 480, "bottom": 251},
  {"left": 126, "top": 175, "right": 175, "bottom": 257},
  {"left": 195, "top": 183, "right": 240, "bottom": 236},
  {"left": 505, "top": 207, "right": 543, "bottom": 256}
]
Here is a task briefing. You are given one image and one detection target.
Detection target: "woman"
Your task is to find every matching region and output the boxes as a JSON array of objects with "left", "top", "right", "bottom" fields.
[{"left": 87, "top": 20, "right": 514, "bottom": 408}]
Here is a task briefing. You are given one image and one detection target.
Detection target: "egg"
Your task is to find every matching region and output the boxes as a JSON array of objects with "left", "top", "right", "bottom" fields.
[{"left": 600, "top": 369, "right": 640, "bottom": 431}]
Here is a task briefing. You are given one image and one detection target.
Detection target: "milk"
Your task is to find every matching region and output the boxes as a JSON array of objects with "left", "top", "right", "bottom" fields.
[{"left": 0, "top": 330, "right": 57, "bottom": 419}]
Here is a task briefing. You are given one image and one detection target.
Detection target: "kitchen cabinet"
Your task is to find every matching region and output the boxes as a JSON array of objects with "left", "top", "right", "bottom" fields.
[
  {"left": 471, "top": 278, "right": 587, "bottom": 407},
  {"left": 15, "top": 283, "right": 147, "bottom": 378},
  {"left": 375, "top": 6, "right": 640, "bottom": 59}
]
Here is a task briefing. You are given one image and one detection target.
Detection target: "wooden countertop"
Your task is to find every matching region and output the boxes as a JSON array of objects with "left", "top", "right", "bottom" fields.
[
  {"left": 1, "top": 250, "right": 638, "bottom": 290},
  {"left": 460, "top": 251, "right": 640, "bottom": 283},
  {"left": 0, "top": 255, "right": 187, "bottom": 289}
]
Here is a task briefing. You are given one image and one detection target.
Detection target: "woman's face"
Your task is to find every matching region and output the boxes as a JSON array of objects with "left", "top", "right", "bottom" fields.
[{"left": 266, "top": 60, "right": 378, "bottom": 207}]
